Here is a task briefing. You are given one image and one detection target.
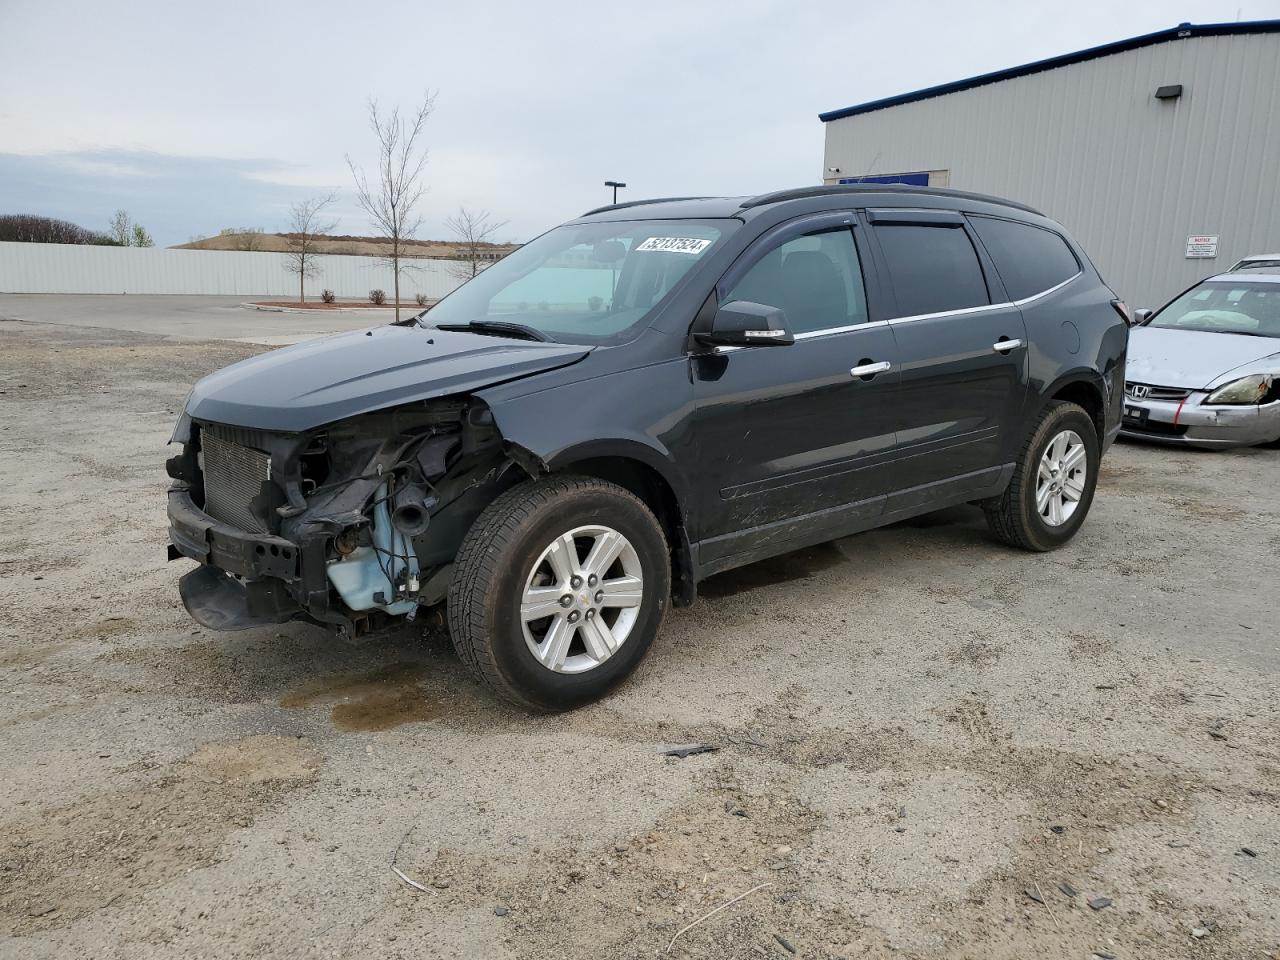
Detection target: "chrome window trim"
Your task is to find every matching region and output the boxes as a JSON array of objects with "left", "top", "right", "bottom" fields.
[
  {"left": 795, "top": 319, "right": 889, "bottom": 340},
  {"left": 1012, "top": 270, "right": 1081, "bottom": 306},
  {"left": 884, "top": 270, "right": 1082, "bottom": 325},
  {"left": 712, "top": 319, "right": 888, "bottom": 353},
  {"left": 888, "top": 301, "right": 1009, "bottom": 325}
]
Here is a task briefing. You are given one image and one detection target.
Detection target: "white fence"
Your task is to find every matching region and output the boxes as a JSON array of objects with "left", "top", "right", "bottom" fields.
[{"left": 0, "top": 241, "right": 464, "bottom": 300}]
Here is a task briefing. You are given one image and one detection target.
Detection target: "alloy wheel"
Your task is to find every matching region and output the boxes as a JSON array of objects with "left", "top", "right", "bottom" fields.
[
  {"left": 519, "top": 524, "right": 644, "bottom": 674},
  {"left": 1036, "top": 429, "right": 1087, "bottom": 527}
]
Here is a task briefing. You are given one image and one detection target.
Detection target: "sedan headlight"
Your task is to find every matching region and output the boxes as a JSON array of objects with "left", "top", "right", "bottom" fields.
[{"left": 1206, "top": 373, "right": 1274, "bottom": 405}]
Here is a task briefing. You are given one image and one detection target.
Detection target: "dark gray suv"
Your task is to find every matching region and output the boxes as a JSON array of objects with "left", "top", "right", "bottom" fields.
[{"left": 168, "top": 184, "right": 1129, "bottom": 709}]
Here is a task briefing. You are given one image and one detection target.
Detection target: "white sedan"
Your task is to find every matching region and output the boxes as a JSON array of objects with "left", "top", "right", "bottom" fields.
[
  {"left": 1122, "top": 270, "right": 1280, "bottom": 448},
  {"left": 1230, "top": 253, "right": 1280, "bottom": 272}
]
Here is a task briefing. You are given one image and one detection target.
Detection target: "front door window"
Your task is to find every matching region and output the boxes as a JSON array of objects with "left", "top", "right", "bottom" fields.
[{"left": 724, "top": 229, "right": 868, "bottom": 333}]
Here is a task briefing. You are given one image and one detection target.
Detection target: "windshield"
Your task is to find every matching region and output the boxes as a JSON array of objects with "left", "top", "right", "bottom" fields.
[
  {"left": 1149, "top": 280, "right": 1280, "bottom": 337},
  {"left": 424, "top": 219, "right": 728, "bottom": 344}
]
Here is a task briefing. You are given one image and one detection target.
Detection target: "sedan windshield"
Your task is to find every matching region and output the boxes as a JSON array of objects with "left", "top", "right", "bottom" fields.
[
  {"left": 424, "top": 219, "right": 728, "bottom": 344},
  {"left": 1149, "top": 280, "right": 1280, "bottom": 337}
]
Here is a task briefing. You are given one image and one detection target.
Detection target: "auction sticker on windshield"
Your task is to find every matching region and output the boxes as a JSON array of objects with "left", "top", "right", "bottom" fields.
[{"left": 636, "top": 237, "right": 713, "bottom": 255}]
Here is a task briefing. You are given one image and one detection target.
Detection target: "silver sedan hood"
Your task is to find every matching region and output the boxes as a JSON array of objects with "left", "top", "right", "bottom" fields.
[{"left": 1127, "top": 326, "right": 1280, "bottom": 389}]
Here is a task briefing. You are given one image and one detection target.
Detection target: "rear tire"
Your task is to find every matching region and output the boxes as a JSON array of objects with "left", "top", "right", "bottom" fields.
[
  {"left": 447, "top": 475, "right": 670, "bottom": 711},
  {"left": 983, "top": 401, "right": 1099, "bottom": 551}
]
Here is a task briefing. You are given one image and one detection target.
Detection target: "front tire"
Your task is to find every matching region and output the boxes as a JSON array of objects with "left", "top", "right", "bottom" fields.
[
  {"left": 447, "top": 475, "right": 670, "bottom": 710},
  {"left": 983, "top": 401, "right": 1099, "bottom": 551}
]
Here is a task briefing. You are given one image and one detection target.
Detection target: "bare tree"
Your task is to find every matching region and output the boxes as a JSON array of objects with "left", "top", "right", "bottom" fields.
[
  {"left": 347, "top": 94, "right": 435, "bottom": 321},
  {"left": 445, "top": 207, "right": 510, "bottom": 281},
  {"left": 108, "top": 209, "right": 132, "bottom": 246},
  {"left": 282, "top": 193, "right": 337, "bottom": 304}
]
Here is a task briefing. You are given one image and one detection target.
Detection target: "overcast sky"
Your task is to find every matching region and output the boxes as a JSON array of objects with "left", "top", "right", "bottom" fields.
[{"left": 1, "top": 0, "right": 1275, "bottom": 246}]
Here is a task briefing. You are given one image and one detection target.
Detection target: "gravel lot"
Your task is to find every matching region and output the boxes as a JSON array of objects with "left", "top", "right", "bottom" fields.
[
  {"left": 0, "top": 294, "right": 391, "bottom": 344},
  {"left": 1, "top": 302, "right": 1277, "bottom": 960}
]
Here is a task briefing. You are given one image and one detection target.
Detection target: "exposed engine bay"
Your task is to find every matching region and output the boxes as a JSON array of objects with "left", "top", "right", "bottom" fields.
[{"left": 166, "top": 397, "right": 535, "bottom": 636}]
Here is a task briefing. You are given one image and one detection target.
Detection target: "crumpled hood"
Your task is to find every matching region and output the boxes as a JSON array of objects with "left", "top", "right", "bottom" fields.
[
  {"left": 184, "top": 325, "right": 591, "bottom": 432},
  {"left": 1126, "top": 326, "right": 1280, "bottom": 389}
]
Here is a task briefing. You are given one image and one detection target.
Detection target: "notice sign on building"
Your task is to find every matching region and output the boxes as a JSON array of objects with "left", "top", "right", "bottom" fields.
[{"left": 1185, "top": 235, "right": 1219, "bottom": 258}]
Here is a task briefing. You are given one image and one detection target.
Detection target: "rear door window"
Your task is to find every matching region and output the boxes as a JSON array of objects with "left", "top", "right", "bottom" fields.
[
  {"left": 969, "top": 216, "right": 1080, "bottom": 301},
  {"left": 873, "top": 224, "right": 990, "bottom": 318}
]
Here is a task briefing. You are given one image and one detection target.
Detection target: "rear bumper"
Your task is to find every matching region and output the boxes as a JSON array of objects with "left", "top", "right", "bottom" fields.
[{"left": 1120, "top": 395, "right": 1280, "bottom": 448}]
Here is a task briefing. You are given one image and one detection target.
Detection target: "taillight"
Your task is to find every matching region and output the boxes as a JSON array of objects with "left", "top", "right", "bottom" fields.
[{"left": 1110, "top": 298, "right": 1134, "bottom": 327}]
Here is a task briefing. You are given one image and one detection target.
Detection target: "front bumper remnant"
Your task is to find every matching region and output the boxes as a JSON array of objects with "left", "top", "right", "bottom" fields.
[
  {"left": 168, "top": 488, "right": 300, "bottom": 579},
  {"left": 1120, "top": 395, "right": 1280, "bottom": 448},
  {"left": 169, "top": 487, "right": 315, "bottom": 630},
  {"left": 179, "top": 565, "right": 299, "bottom": 631}
]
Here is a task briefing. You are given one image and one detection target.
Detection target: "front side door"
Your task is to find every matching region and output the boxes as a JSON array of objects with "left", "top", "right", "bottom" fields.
[
  {"left": 691, "top": 216, "right": 899, "bottom": 568},
  {"left": 865, "top": 209, "right": 1029, "bottom": 501}
]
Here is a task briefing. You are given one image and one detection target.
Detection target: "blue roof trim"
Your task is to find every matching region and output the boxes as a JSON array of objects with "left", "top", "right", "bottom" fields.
[{"left": 818, "top": 19, "right": 1280, "bottom": 122}]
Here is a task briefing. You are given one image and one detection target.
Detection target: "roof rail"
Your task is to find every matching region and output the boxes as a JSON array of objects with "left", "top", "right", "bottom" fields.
[
  {"left": 580, "top": 196, "right": 712, "bottom": 217},
  {"left": 740, "top": 183, "right": 1043, "bottom": 216}
]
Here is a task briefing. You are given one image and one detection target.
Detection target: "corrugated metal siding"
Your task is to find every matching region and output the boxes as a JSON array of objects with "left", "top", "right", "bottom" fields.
[
  {"left": 0, "top": 242, "right": 464, "bottom": 299},
  {"left": 822, "top": 32, "right": 1280, "bottom": 308}
]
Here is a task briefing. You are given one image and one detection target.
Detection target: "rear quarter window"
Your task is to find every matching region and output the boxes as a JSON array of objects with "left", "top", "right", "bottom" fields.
[{"left": 970, "top": 216, "right": 1080, "bottom": 301}]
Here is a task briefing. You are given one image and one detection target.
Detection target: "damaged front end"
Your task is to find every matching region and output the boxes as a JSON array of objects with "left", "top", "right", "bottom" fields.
[{"left": 167, "top": 398, "right": 527, "bottom": 636}]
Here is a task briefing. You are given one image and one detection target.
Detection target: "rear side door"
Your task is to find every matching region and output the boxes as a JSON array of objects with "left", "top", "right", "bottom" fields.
[
  {"left": 865, "top": 209, "right": 1028, "bottom": 502},
  {"left": 691, "top": 214, "right": 900, "bottom": 569}
]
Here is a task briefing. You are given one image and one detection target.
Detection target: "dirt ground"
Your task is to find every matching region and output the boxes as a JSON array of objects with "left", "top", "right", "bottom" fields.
[{"left": 1, "top": 313, "right": 1277, "bottom": 960}]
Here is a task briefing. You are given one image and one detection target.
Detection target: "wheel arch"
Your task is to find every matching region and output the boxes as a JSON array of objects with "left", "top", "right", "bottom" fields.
[
  {"left": 1039, "top": 371, "right": 1107, "bottom": 441},
  {"left": 543, "top": 443, "right": 696, "bottom": 608}
]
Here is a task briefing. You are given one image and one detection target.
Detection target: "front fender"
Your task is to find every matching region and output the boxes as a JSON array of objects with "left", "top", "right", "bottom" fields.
[{"left": 476, "top": 358, "right": 697, "bottom": 519}]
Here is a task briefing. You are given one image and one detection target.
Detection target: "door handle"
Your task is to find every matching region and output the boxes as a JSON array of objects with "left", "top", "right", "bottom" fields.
[
  {"left": 849, "top": 360, "right": 892, "bottom": 378},
  {"left": 993, "top": 338, "right": 1023, "bottom": 353}
]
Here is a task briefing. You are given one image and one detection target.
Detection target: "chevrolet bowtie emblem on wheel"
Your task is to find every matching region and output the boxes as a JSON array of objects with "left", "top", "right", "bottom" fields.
[{"left": 1127, "top": 384, "right": 1151, "bottom": 400}]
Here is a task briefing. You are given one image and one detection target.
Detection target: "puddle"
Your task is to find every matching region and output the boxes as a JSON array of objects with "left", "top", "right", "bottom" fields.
[
  {"left": 279, "top": 662, "right": 444, "bottom": 731},
  {"left": 700, "top": 542, "right": 847, "bottom": 599}
]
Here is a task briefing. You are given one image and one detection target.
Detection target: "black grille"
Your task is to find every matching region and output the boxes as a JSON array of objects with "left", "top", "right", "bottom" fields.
[
  {"left": 1125, "top": 382, "right": 1191, "bottom": 401},
  {"left": 1123, "top": 419, "right": 1189, "bottom": 437},
  {"left": 201, "top": 429, "right": 272, "bottom": 532}
]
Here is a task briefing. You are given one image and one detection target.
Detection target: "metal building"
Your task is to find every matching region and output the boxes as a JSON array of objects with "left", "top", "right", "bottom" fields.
[{"left": 819, "top": 20, "right": 1280, "bottom": 309}]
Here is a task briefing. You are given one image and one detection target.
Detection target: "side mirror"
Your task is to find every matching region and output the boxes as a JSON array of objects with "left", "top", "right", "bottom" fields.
[
  {"left": 696, "top": 300, "right": 795, "bottom": 348},
  {"left": 1133, "top": 308, "right": 1154, "bottom": 325}
]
